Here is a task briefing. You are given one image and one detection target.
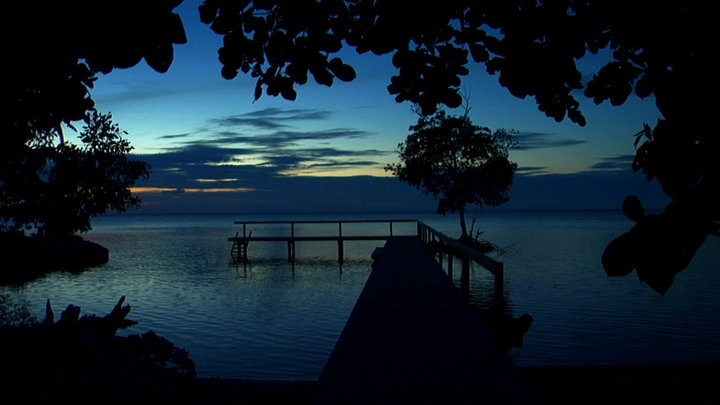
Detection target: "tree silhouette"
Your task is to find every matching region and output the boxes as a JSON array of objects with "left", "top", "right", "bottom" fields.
[
  {"left": 386, "top": 111, "right": 517, "bottom": 241},
  {"left": 2, "top": 1, "right": 186, "bottom": 146},
  {"left": 1, "top": 112, "right": 150, "bottom": 240},
  {"left": 1, "top": 1, "right": 185, "bottom": 239}
]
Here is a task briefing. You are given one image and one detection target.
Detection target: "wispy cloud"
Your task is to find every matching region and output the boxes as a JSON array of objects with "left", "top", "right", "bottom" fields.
[
  {"left": 135, "top": 144, "right": 250, "bottom": 166},
  {"left": 157, "top": 133, "right": 191, "bottom": 140},
  {"left": 207, "top": 107, "right": 333, "bottom": 130},
  {"left": 249, "top": 146, "right": 390, "bottom": 171},
  {"left": 200, "top": 128, "right": 369, "bottom": 148},
  {"left": 265, "top": 147, "right": 390, "bottom": 159},
  {"left": 94, "top": 80, "right": 187, "bottom": 105},
  {"left": 304, "top": 160, "right": 380, "bottom": 168},
  {"left": 513, "top": 131, "right": 586, "bottom": 150},
  {"left": 134, "top": 106, "right": 393, "bottom": 193},
  {"left": 590, "top": 155, "right": 635, "bottom": 171},
  {"left": 132, "top": 149, "right": 281, "bottom": 190},
  {"left": 516, "top": 166, "right": 551, "bottom": 176},
  {"left": 132, "top": 142, "right": 391, "bottom": 191}
]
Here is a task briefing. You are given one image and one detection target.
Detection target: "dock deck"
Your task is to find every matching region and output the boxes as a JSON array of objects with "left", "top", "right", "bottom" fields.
[{"left": 313, "top": 236, "right": 538, "bottom": 404}]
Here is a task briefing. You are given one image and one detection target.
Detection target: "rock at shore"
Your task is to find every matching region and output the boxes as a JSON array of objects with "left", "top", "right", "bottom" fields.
[{"left": 38, "top": 238, "right": 109, "bottom": 268}]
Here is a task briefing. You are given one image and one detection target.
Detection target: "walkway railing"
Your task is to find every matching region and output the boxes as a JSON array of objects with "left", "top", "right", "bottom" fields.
[
  {"left": 416, "top": 221, "right": 504, "bottom": 298},
  {"left": 229, "top": 218, "right": 504, "bottom": 298}
]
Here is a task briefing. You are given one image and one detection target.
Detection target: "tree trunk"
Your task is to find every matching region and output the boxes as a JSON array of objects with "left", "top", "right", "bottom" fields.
[{"left": 459, "top": 206, "right": 468, "bottom": 239}]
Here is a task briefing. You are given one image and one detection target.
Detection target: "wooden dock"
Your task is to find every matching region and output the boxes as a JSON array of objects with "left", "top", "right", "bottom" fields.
[
  {"left": 229, "top": 219, "right": 506, "bottom": 300},
  {"left": 313, "top": 236, "right": 538, "bottom": 404},
  {"left": 228, "top": 219, "right": 417, "bottom": 264}
]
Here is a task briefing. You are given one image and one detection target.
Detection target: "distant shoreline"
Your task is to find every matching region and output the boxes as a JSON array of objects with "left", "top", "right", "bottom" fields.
[{"left": 96, "top": 207, "right": 635, "bottom": 217}]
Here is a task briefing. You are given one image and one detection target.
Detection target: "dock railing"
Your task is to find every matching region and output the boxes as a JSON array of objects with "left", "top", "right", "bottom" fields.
[
  {"left": 417, "top": 221, "right": 504, "bottom": 299},
  {"left": 229, "top": 219, "right": 418, "bottom": 264},
  {"left": 229, "top": 218, "right": 503, "bottom": 298}
]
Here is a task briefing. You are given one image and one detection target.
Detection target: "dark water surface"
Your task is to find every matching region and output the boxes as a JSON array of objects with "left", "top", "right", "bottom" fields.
[{"left": 3, "top": 210, "right": 719, "bottom": 379}]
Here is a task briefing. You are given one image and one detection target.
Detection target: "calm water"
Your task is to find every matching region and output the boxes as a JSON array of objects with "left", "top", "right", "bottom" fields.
[{"left": 2, "top": 210, "right": 719, "bottom": 380}]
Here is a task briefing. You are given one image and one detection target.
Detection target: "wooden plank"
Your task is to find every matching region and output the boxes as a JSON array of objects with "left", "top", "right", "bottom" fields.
[{"left": 313, "top": 236, "right": 537, "bottom": 405}]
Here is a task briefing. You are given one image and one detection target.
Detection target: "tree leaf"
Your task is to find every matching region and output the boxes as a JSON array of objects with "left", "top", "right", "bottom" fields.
[
  {"left": 280, "top": 82, "right": 297, "bottom": 101},
  {"left": 310, "top": 66, "right": 334, "bottom": 86},
  {"left": 328, "top": 58, "right": 357, "bottom": 82},
  {"left": 144, "top": 44, "right": 174, "bottom": 73}
]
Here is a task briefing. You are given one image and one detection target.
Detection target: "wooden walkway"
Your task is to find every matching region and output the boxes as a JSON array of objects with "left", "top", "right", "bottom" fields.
[
  {"left": 313, "top": 236, "right": 538, "bottom": 404},
  {"left": 228, "top": 219, "right": 417, "bottom": 264}
]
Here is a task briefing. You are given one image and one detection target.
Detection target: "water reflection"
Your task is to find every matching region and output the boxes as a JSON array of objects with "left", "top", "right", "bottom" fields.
[{"left": 2, "top": 211, "right": 720, "bottom": 379}]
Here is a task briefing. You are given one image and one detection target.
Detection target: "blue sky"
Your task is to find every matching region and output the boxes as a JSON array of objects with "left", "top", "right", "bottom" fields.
[{"left": 85, "top": 0, "right": 669, "bottom": 214}]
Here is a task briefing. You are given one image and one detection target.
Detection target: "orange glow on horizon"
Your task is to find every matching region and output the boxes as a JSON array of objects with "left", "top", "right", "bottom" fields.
[
  {"left": 195, "top": 178, "right": 240, "bottom": 183},
  {"left": 279, "top": 166, "right": 393, "bottom": 177},
  {"left": 131, "top": 187, "right": 255, "bottom": 194}
]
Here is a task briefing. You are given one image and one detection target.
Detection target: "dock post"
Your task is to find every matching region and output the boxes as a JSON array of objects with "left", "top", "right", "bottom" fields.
[
  {"left": 289, "top": 222, "right": 296, "bottom": 263},
  {"left": 338, "top": 222, "right": 344, "bottom": 264},
  {"left": 243, "top": 238, "right": 248, "bottom": 263},
  {"left": 288, "top": 241, "right": 295, "bottom": 263},
  {"left": 338, "top": 240, "right": 344, "bottom": 264},
  {"left": 461, "top": 258, "right": 470, "bottom": 300},
  {"left": 230, "top": 232, "right": 239, "bottom": 264},
  {"left": 495, "top": 262, "right": 504, "bottom": 300}
]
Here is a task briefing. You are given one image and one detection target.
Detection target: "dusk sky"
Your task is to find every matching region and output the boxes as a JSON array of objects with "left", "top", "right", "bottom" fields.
[{"left": 86, "top": 0, "right": 669, "bottom": 214}]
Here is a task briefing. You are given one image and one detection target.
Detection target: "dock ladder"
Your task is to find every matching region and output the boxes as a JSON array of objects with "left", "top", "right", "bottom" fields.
[{"left": 230, "top": 231, "right": 251, "bottom": 264}]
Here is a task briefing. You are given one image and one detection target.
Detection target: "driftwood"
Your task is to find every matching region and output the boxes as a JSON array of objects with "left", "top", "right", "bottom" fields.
[
  {"left": 43, "top": 295, "right": 138, "bottom": 340},
  {"left": 1, "top": 296, "right": 195, "bottom": 382}
]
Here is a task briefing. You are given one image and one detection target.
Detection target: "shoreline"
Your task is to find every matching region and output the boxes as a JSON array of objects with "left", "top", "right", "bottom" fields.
[
  {"left": 189, "top": 362, "right": 720, "bottom": 404},
  {"left": 520, "top": 362, "right": 720, "bottom": 404},
  {"left": 6, "top": 362, "right": 720, "bottom": 403},
  {"left": 0, "top": 236, "right": 108, "bottom": 284}
]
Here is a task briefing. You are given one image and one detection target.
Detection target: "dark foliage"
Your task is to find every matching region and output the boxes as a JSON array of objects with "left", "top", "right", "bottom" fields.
[
  {"left": 386, "top": 111, "right": 517, "bottom": 238},
  {"left": 198, "top": 1, "right": 714, "bottom": 125},
  {"left": 1, "top": 112, "right": 150, "bottom": 240},
  {"left": 602, "top": 196, "right": 711, "bottom": 295},
  {"left": 1, "top": 1, "right": 184, "bottom": 241},
  {"left": 0, "top": 296, "right": 196, "bottom": 381},
  {"left": 0, "top": 293, "right": 36, "bottom": 327},
  {"left": 1, "top": 0, "right": 186, "bottom": 146}
]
